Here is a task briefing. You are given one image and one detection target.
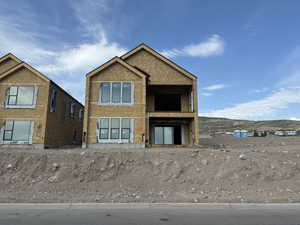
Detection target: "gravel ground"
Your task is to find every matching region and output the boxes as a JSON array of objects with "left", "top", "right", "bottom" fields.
[
  {"left": 0, "top": 136, "right": 300, "bottom": 203},
  {"left": 200, "top": 135, "right": 300, "bottom": 152}
]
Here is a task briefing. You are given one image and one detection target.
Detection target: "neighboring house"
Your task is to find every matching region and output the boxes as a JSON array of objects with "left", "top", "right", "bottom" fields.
[
  {"left": 275, "top": 130, "right": 297, "bottom": 136},
  {"left": 83, "top": 44, "right": 199, "bottom": 148},
  {"left": 0, "top": 53, "right": 84, "bottom": 148}
]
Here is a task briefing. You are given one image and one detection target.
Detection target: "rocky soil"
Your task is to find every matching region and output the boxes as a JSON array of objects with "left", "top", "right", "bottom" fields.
[{"left": 0, "top": 139, "right": 300, "bottom": 203}]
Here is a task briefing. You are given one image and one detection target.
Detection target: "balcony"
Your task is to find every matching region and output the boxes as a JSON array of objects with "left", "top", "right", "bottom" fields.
[
  {"left": 146, "top": 85, "right": 195, "bottom": 118},
  {"left": 148, "top": 111, "right": 195, "bottom": 118}
]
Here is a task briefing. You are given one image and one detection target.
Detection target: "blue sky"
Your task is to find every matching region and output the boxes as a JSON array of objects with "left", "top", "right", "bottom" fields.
[{"left": 1, "top": 0, "right": 300, "bottom": 120}]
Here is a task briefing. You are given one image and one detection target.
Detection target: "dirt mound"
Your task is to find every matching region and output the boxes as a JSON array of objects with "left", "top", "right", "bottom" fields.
[{"left": 0, "top": 148, "right": 300, "bottom": 203}]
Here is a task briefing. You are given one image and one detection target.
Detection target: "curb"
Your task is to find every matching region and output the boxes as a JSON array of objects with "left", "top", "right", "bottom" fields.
[{"left": 0, "top": 203, "right": 300, "bottom": 209}]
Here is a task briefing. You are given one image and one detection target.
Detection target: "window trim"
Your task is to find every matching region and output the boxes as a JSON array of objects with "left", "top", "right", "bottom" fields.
[
  {"left": 98, "top": 81, "right": 134, "bottom": 106},
  {"left": 0, "top": 120, "right": 34, "bottom": 144},
  {"left": 96, "top": 117, "right": 134, "bottom": 143},
  {"left": 5, "top": 85, "right": 38, "bottom": 109}
]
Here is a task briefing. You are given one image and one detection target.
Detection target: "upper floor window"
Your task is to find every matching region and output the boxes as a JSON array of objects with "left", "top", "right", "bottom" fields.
[
  {"left": 6, "top": 86, "right": 36, "bottom": 108},
  {"left": 70, "top": 102, "right": 76, "bottom": 119},
  {"left": 78, "top": 108, "right": 83, "bottom": 120},
  {"left": 99, "top": 82, "right": 133, "bottom": 105},
  {"left": 49, "top": 88, "right": 57, "bottom": 112}
]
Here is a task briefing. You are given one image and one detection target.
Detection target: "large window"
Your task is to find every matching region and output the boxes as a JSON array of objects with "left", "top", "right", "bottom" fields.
[
  {"left": 99, "top": 82, "right": 133, "bottom": 105},
  {"left": 97, "top": 118, "right": 133, "bottom": 142},
  {"left": 6, "top": 86, "right": 36, "bottom": 107},
  {"left": 2, "top": 120, "right": 32, "bottom": 142}
]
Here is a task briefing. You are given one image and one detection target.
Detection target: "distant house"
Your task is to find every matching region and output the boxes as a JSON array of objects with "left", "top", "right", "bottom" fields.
[
  {"left": 0, "top": 53, "right": 84, "bottom": 148},
  {"left": 83, "top": 44, "right": 199, "bottom": 148},
  {"left": 275, "top": 130, "right": 297, "bottom": 136}
]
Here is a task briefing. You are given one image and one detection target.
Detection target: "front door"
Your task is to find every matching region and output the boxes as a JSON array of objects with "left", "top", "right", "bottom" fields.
[{"left": 154, "top": 127, "right": 174, "bottom": 144}]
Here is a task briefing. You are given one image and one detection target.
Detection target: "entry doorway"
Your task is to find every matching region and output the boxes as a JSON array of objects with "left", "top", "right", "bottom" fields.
[{"left": 154, "top": 126, "right": 182, "bottom": 145}]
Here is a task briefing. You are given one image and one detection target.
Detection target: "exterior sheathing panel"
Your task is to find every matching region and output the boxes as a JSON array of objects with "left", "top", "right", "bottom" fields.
[
  {"left": 0, "top": 58, "right": 19, "bottom": 75},
  {"left": 124, "top": 49, "right": 193, "bottom": 85},
  {"left": 124, "top": 48, "right": 198, "bottom": 146},
  {"left": 44, "top": 82, "right": 83, "bottom": 148},
  {"left": 86, "top": 62, "right": 146, "bottom": 146},
  {"left": 0, "top": 67, "right": 49, "bottom": 145}
]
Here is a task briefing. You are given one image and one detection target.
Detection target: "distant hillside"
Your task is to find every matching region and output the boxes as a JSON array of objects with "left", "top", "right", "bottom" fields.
[{"left": 199, "top": 116, "right": 300, "bottom": 134}]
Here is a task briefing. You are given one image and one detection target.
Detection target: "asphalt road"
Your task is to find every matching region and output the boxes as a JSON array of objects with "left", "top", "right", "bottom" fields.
[{"left": 0, "top": 203, "right": 299, "bottom": 225}]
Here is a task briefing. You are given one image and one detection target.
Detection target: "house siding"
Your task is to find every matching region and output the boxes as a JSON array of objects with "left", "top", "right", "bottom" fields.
[
  {"left": 0, "top": 66, "right": 48, "bottom": 147},
  {"left": 0, "top": 55, "right": 84, "bottom": 149},
  {"left": 0, "top": 58, "right": 19, "bottom": 74},
  {"left": 44, "top": 82, "right": 84, "bottom": 148},
  {"left": 85, "top": 62, "right": 146, "bottom": 147},
  {"left": 84, "top": 44, "right": 199, "bottom": 148},
  {"left": 124, "top": 49, "right": 193, "bottom": 85}
]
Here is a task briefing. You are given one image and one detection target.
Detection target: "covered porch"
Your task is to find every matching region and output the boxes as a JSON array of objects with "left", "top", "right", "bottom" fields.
[{"left": 147, "top": 117, "right": 194, "bottom": 147}]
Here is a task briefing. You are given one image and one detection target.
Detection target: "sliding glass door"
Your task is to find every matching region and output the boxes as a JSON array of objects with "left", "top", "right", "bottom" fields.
[{"left": 154, "top": 127, "right": 174, "bottom": 144}]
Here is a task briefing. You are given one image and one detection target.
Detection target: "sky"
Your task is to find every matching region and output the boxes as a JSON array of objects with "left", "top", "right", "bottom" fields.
[{"left": 1, "top": 0, "right": 300, "bottom": 121}]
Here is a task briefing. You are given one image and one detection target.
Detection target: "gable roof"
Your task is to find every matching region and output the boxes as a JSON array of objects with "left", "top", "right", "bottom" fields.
[
  {"left": 121, "top": 43, "right": 197, "bottom": 80},
  {"left": 0, "top": 62, "right": 50, "bottom": 82},
  {"left": 86, "top": 56, "right": 146, "bottom": 79},
  {"left": 0, "top": 53, "right": 83, "bottom": 107},
  {"left": 0, "top": 53, "right": 22, "bottom": 64}
]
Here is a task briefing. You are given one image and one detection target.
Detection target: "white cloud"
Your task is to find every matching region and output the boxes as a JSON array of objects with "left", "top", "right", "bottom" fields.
[
  {"left": 0, "top": 14, "right": 57, "bottom": 65},
  {"left": 289, "top": 117, "right": 300, "bottom": 121},
  {"left": 277, "top": 71, "right": 300, "bottom": 87},
  {"left": 161, "top": 34, "right": 224, "bottom": 58},
  {"left": 0, "top": 0, "right": 126, "bottom": 103},
  {"left": 37, "top": 34, "right": 127, "bottom": 74},
  {"left": 249, "top": 87, "right": 269, "bottom": 94},
  {"left": 203, "top": 84, "right": 226, "bottom": 91},
  {"left": 201, "top": 87, "right": 300, "bottom": 119},
  {"left": 202, "top": 92, "right": 213, "bottom": 96}
]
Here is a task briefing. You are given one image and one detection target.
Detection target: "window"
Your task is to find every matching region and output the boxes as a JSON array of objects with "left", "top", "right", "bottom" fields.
[
  {"left": 122, "top": 83, "right": 132, "bottom": 103},
  {"left": 97, "top": 118, "right": 132, "bottom": 142},
  {"left": 100, "top": 82, "right": 110, "bottom": 103},
  {"left": 2, "top": 120, "right": 32, "bottom": 142},
  {"left": 121, "top": 118, "right": 131, "bottom": 139},
  {"left": 49, "top": 88, "right": 57, "bottom": 112},
  {"left": 78, "top": 108, "right": 83, "bottom": 120},
  {"left": 70, "top": 102, "right": 75, "bottom": 119},
  {"left": 99, "top": 118, "right": 109, "bottom": 139},
  {"left": 6, "top": 86, "right": 35, "bottom": 107},
  {"left": 99, "top": 82, "right": 133, "bottom": 105},
  {"left": 112, "top": 83, "right": 121, "bottom": 103},
  {"left": 111, "top": 118, "right": 120, "bottom": 139}
]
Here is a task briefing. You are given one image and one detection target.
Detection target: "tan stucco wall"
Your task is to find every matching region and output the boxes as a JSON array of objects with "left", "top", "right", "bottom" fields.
[
  {"left": 124, "top": 49, "right": 193, "bottom": 85},
  {"left": 85, "top": 62, "right": 146, "bottom": 145},
  {"left": 0, "top": 66, "right": 49, "bottom": 145},
  {"left": 44, "top": 82, "right": 83, "bottom": 148},
  {"left": 0, "top": 58, "right": 19, "bottom": 75}
]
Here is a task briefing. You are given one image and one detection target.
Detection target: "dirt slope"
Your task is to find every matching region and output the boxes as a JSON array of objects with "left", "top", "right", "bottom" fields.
[{"left": 0, "top": 148, "right": 300, "bottom": 203}]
